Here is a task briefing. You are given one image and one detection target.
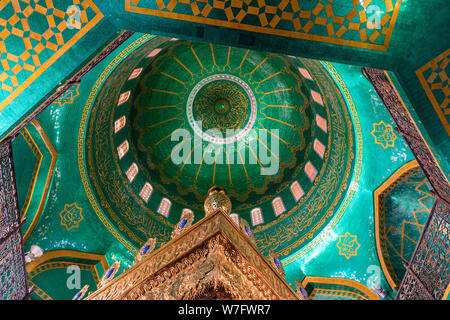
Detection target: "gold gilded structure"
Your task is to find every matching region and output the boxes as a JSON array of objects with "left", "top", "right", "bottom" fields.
[
  {"left": 86, "top": 208, "right": 299, "bottom": 300},
  {"left": 203, "top": 186, "right": 232, "bottom": 216}
]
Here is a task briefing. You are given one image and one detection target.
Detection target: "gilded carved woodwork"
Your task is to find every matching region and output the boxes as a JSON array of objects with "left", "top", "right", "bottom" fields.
[
  {"left": 87, "top": 210, "right": 299, "bottom": 300},
  {"left": 133, "top": 238, "right": 157, "bottom": 266},
  {"left": 171, "top": 209, "right": 194, "bottom": 239},
  {"left": 97, "top": 261, "right": 122, "bottom": 290}
]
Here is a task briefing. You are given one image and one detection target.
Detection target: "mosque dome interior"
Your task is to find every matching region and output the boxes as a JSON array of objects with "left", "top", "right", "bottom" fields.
[{"left": 0, "top": 0, "right": 448, "bottom": 302}]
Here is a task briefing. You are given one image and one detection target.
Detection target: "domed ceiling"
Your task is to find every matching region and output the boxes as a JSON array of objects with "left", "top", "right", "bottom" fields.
[{"left": 83, "top": 37, "right": 356, "bottom": 257}]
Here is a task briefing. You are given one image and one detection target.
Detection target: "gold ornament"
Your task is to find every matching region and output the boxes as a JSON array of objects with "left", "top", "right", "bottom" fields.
[
  {"left": 133, "top": 238, "right": 157, "bottom": 266},
  {"left": 268, "top": 250, "right": 285, "bottom": 278},
  {"left": 295, "top": 279, "right": 309, "bottom": 300},
  {"left": 72, "top": 284, "right": 89, "bottom": 300},
  {"left": 171, "top": 208, "right": 195, "bottom": 239},
  {"left": 239, "top": 217, "right": 257, "bottom": 245},
  {"left": 97, "top": 260, "right": 121, "bottom": 289},
  {"left": 203, "top": 186, "right": 232, "bottom": 216}
]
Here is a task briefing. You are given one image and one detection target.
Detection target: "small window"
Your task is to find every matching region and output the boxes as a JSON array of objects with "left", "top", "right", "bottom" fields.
[
  {"left": 118, "top": 91, "right": 130, "bottom": 106},
  {"left": 298, "top": 67, "right": 312, "bottom": 80},
  {"left": 290, "top": 180, "right": 304, "bottom": 202},
  {"left": 147, "top": 48, "right": 161, "bottom": 57},
  {"left": 229, "top": 213, "right": 240, "bottom": 227},
  {"left": 315, "top": 114, "right": 327, "bottom": 133},
  {"left": 305, "top": 161, "right": 318, "bottom": 182},
  {"left": 251, "top": 208, "right": 263, "bottom": 226},
  {"left": 313, "top": 138, "right": 326, "bottom": 159},
  {"left": 125, "top": 163, "right": 138, "bottom": 183},
  {"left": 157, "top": 198, "right": 171, "bottom": 217},
  {"left": 139, "top": 182, "right": 153, "bottom": 203},
  {"left": 128, "top": 67, "right": 143, "bottom": 80},
  {"left": 311, "top": 89, "right": 323, "bottom": 106},
  {"left": 272, "top": 197, "right": 286, "bottom": 216},
  {"left": 114, "top": 116, "right": 126, "bottom": 133},
  {"left": 117, "top": 140, "right": 129, "bottom": 159}
]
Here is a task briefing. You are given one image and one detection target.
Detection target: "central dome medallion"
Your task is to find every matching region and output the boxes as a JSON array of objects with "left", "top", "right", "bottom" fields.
[
  {"left": 187, "top": 74, "right": 257, "bottom": 144},
  {"left": 84, "top": 37, "right": 355, "bottom": 258}
]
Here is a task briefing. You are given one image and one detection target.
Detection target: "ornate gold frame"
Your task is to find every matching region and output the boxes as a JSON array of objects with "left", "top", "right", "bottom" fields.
[{"left": 87, "top": 210, "right": 299, "bottom": 300}]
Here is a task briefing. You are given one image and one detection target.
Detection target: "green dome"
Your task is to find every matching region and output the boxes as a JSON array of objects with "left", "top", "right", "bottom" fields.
[
  {"left": 85, "top": 38, "right": 355, "bottom": 257},
  {"left": 129, "top": 41, "right": 314, "bottom": 209}
]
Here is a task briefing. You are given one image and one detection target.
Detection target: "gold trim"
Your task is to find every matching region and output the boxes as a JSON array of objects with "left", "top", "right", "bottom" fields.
[
  {"left": 302, "top": 276, "right": 380, "bottom": 300},
  {"left": 125, "top": 0, "right": 402, "bottom": 52},
  {"left": 415, "top": 49, "right": 450, "bottom": 136},
  {"left": 22, "top": 119, "right": 57, "bottom": 242},
  {"left": 0, "top": 2, "right": 104, "bottom": 112},
  {"left": 59, "top": 202, "right": 84, "bottom": 231},
  {"left": 26, "top": 249, "right": 109, "bottom": 274},
  {"left": 28, "top": 280, "right": 52, "bottom": 300},
  {"left": 19, "top": 127, "right": 42, "bottom": 226},
  {"left": 373, "top": 159, "right": 419, "bottom": 290},
  {"left": 443, "top": 282, "right": 450, "bottom": 300},
  {"left": 310, "top": 288, "right": 367, "bottom": 300}
]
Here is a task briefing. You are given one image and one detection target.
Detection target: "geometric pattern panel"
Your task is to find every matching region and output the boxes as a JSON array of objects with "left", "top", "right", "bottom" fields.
[
  {"left": 374, "top": 161, "right": 434, "bottom": 289},
  {"left": 396, "top": 199, "right": 450, "bottom": 300},
  {"left": 416, "top": 49, "right": 450, "bottom": 136},
  {"left": 0, "top": 0, "right": 102, "bottom": 110},
  {"left": 125, "top": 0, "right": 402, "bottom": 51}
]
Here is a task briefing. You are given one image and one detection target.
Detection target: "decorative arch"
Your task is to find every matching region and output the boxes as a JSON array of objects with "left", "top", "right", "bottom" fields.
[
  {"left": 26, "top": 249, "right": 108, "bottom": 274},
  {"left": 13, "top": 119, "right": 57, "bottom": 242},
  {"left": 301, "top": 276, "right": 380, "bottom": 300},
  {"left": 26, "top": 250, "right": 109, "bottom": 300},
  {"left": 373, "top": 159, "right": 422, "bottom": 290}
]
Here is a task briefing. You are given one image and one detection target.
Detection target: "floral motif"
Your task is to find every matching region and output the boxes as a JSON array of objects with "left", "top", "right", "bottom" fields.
[
  {"left": 60, "top": 203, "right": 84, "bottom": 230},
  {"left": 371, "top": 121, "right": 397, "bottom": 148},
  {"left": 55, "top": 83, "right": 80, "bottom": 107},
  {"left": 336, "top": 232, "right": 360, "bottom": 259}
]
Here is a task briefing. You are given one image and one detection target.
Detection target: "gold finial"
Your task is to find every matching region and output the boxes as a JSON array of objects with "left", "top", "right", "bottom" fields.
[{"left": 203, "top": 186, "right": 232, "bottom": 216}]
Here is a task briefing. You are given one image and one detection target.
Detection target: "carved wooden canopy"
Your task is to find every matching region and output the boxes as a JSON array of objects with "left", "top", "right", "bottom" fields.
[{"left": 87, "top": 210, "right": 300, "bottom": 300}]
